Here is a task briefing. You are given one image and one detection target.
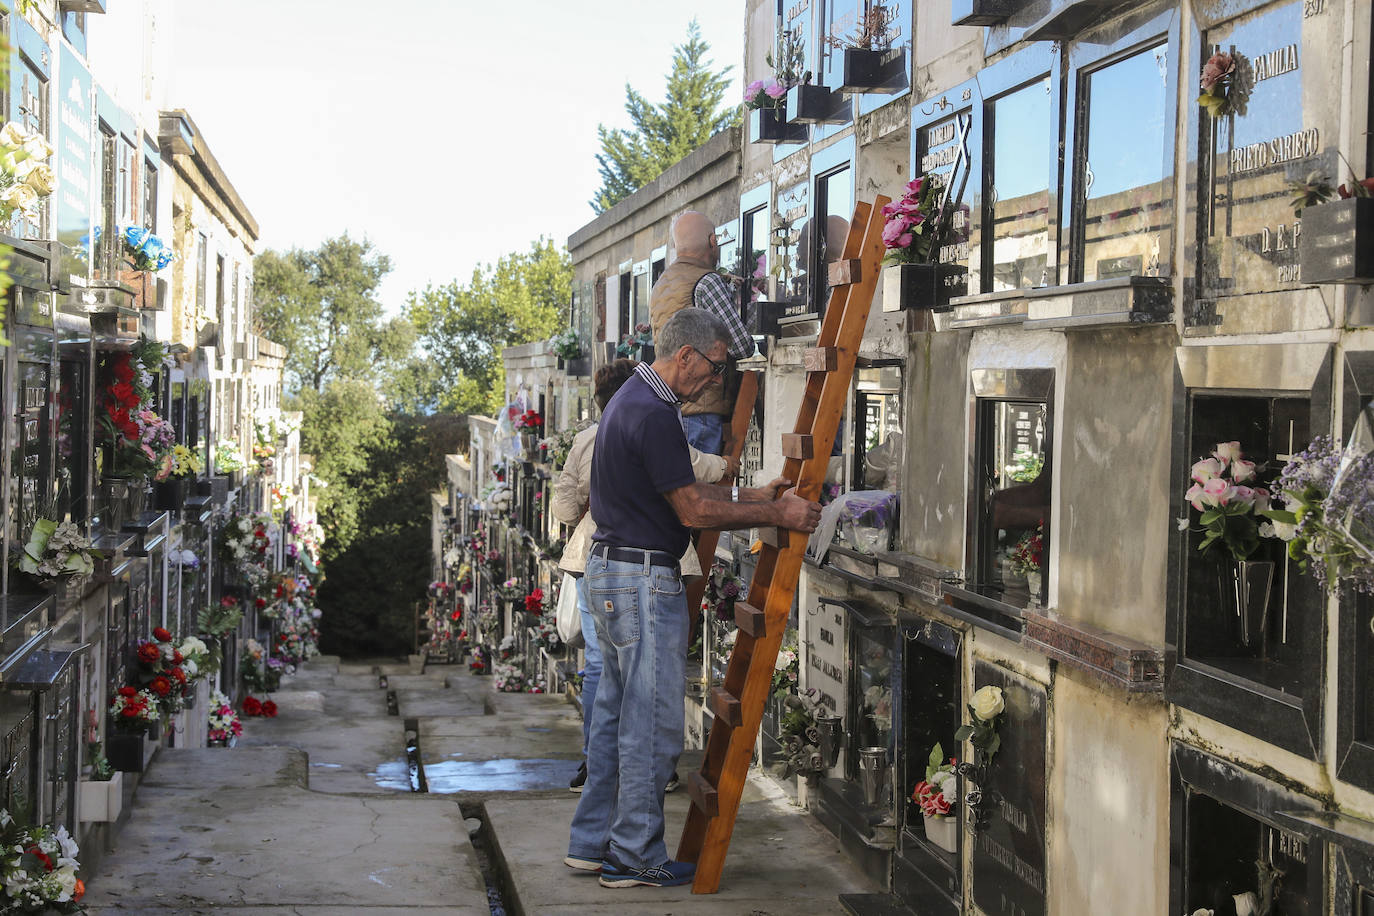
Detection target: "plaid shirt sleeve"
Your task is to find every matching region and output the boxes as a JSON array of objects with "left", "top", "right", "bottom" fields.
[{"left": 693, "top": 272, "right": 756, "bottom": 360}]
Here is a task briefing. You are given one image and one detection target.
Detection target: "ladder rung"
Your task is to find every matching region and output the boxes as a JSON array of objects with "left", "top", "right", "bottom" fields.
[
  {"left": 687, "top": 772, "right": 719, "bottom": 818},
  {"left": 709, "top": 686, "right": 742, "bottom": 727},
  {"left": 734, "top": 601, "right": 766, "bottom": 637},
  {"left": 803, "top": 347, "right": 838, "bottom": 372},
  {"left": 757, "top": 527, "right": 790, "bottom": 550},
  {"left": 781, "top": 434, "right": 814, "bottom": 459},
  {"left": 827, "top": 258, "right": 862, "bottom": 286}
]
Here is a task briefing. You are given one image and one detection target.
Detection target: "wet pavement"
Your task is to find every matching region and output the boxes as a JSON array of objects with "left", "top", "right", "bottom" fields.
[{"left": 82, "top": 654, "right": 878, "bottom": 914}]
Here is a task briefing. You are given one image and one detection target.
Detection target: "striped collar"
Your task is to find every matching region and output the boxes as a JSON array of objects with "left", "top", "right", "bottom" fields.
[{"left": 635, "top": 362, "right": 680, "bottom": 405}]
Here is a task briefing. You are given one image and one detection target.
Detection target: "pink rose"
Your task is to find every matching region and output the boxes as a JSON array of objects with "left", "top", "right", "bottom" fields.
[
  {"left": 1199, "top": 52, "right": 1234, "bottom": 92},
  {"left": 1230, "top": 458, "right": 1256, "bottom": 483},
  {"left": 1185, "top": 482, "right": 1207, "bottom": 511},
  {"left": 1230, "top": 485, "right": 1255, "bottom": 507},
  {"left": 882, "top": 217, "right": 912, "bottom": 247},
  {"left": 1191, "top": 458, "right": 1224, "bottom": 483},
  {"left": 1201, "top": 477, "right": 1231, "bottom": 506},
  {"left": 764, "top": 80, "right": 787, "bottom": 99},
  {"left": 1212, "top": 441, "right": 1242, "bottom": 465},
  {"left": 745, "top": 79, "right": 764, "bottom": 98}
]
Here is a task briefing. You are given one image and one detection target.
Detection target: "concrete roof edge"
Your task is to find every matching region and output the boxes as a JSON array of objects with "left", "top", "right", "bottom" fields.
[{"left": 158, "top": 109, "right": 261, "bottom": 241}]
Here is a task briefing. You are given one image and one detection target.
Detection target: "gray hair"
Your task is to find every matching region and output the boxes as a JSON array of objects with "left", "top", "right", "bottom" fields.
[{"left": 658, "top": 307, "right": 727, "bottom": 359}]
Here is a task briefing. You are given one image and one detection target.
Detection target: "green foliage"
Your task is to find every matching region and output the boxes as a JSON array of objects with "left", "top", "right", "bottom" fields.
[
  {"left": 404, "top": 238, "right": 569, "bottom": 414},
  {"left": 317, "top": 415, "right": 468, "bottom": 658},
  {"left": 591, "top": 20, "right": 737, "bottom": 214},
  {"left": 254, "top": 235, "right": 404, "bottom": 395},
  {"left": 297, "top": 379, "right": 394, "bottom": 549}
]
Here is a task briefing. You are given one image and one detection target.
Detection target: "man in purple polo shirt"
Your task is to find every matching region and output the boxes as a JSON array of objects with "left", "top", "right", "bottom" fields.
[{"left": 564, "top": 307, "right": 822, "bottom": 889}]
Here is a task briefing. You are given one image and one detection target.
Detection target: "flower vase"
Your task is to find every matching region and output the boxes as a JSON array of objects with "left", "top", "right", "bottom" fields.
[
  {"left": 1220, "top": 559, "right": 1274, "bottom": 648},
  {"left": 105, "top": 731, "right": 147, "bottom": 772},
  {"left": 923, "top": 814, "right": 958, "bottom": 853},
  {"left": 1026, "top": 570, "right": 1042, "bottom": 597}
]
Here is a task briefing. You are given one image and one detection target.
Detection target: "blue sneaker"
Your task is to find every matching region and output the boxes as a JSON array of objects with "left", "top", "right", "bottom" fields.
[
  {"left": 598, "top": 858, "right": 695, "bottom": 888},
  {"left": 563, "top": 854, "right": 602, "bottom": 872}
]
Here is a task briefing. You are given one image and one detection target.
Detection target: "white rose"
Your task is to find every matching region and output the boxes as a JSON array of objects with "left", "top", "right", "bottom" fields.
[
  {"left": 52, "top": 865, "right": 76, "bottom": 899},
  {"left": 21, "top": 133, "right": 52, "bottom": 161},
  {"left": 0, "top": 122, "right": 24, "bottom": 148},
  {"left": 969, "top": 685, "right": 1005, "bottom": 720},
  {"left": 3, "top": 182, "right": 37, "bottom": 212},
  {"left": 183, "top": 659, "right": 198, "bottom": 677},
  {"left": 1233, "top": 892, "right": 1259, "bottom": 916},
  {"left": 23, "top": 162, "right": 53, "bottom": 195}
]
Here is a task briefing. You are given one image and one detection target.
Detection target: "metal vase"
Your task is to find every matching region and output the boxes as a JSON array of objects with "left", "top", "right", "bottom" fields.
[
  {"left": 1221, "top": 560, "right": 1275, "bottom": 648},
  {"left": 816, "top": 714, "right": 844, "bottom": 770},
  {"left": 858, "top": 746, "right": 890, "bottom": 807}
]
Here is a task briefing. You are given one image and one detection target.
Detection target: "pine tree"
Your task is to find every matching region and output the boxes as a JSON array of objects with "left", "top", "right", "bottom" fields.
[{"left": 591, "top": 20, "right": 737, "bottom": 214}]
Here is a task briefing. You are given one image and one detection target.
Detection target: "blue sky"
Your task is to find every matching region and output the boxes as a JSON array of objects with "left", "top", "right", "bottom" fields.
[{"left": 168, "top": 0, "right": 745, "bottom": 315}]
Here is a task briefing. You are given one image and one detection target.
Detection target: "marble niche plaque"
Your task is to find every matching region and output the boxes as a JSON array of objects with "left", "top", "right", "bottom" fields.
[
  {"left": 971, "top": 660, "right": 1047, "bottom": 916},
  {"left": 1197, "top": 0, "right": 1343, "bottom": 302}
]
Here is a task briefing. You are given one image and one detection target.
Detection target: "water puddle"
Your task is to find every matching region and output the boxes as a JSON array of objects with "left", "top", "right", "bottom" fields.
[{"left": 372, "top": 757, "right": 577, "bottom": 793}]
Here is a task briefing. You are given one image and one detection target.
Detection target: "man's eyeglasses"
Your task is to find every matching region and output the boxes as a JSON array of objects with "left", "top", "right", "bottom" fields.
[{"left": 691, "top": 346, "right": 726, "bottom": 377}]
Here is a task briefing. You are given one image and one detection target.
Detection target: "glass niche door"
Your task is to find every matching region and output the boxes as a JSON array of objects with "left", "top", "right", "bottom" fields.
[{"left": 971, "top": 370, "right": 1053, "bottom": 609}]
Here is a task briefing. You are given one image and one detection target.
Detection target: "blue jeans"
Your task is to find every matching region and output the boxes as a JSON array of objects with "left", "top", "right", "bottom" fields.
[
  {"left": 682, "top": 412, "right": 724, "bottom": 456},
  {"left": 577, "top": 576, "right": 599, "bottom": 756},
  {"left": 567, "top": 550, "right": 687, "bottom": 869}
]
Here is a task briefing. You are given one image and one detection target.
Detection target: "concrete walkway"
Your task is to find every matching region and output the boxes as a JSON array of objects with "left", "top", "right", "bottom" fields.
[{"left": 82, "top": 655, "right": 877, "bottom": 915}]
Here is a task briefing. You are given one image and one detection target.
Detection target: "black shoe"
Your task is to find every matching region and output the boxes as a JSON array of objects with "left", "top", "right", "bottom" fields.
[
  {"left": 664, "top": 771, "right": 680, "bottom": 793},
  {"left": 570, "top": 760, "right": 587, "bottom": 793}
]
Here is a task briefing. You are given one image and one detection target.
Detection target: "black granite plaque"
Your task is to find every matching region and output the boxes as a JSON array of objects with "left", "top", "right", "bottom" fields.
[{"left": 971, "top": 660, "right": 1047, "bottom": 916}]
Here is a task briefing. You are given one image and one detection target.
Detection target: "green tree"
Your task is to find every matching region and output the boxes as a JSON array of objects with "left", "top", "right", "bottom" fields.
[
  {"left": 405, "top": 238, "right": 570, "bottom": 415},
  {"left": 296, "top": 378, "right": 394, "bottom": 549},
  {"left": 317, "top": 413, "right": 468, "bottom": 658},
  {"left": 255, "top": 235, "right": 403, "bottom": 395},
  {"left": 591, "top": 20, "right": 737, "bottom": 214}
]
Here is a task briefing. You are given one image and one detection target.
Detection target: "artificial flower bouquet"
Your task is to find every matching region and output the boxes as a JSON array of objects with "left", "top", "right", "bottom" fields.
[
  {"left": 880, "top": 176, "right": 944, "bottom": 265},
  {"left": 524, "top": 588, "right": 545, "bottom": 615},
  {"left": 135, "top": 626, "right": 194, "bottom": 715},
  {"left": 494, "top": 660, "right": 526, "bottom": 693},
  {"left": 549, "top": 327, "right": 582, "bottom": 360},
  {"left": 1262, "top": 427, "right": 1374, "bottom": 594},
  {"left": 0, "top": 809, "right": 84, "bottom": 913},
  {"left": 743, "top": 78, "right": 788, "bottom": 110},
  {"left": 779, "top": 688, "right": 826, "bottom": 778},
  {"left": 207, "top": 689, "right": 243, "bottom": 744},
  {"left": 167, "top": 443, "right": 203, "bottom": 479},
  {"left": 213, "top": 439, "right": 246, "bottom": 474},
  {"left": 108, "top": 686, "right": 160, "bottom": 734},
  {"left": 771, "top": 638, "right": 799, "bottom": 701},
  {"left": 1009, "top": 524, "right": 1043, "bottom": 577},
  {"left": 16, "top": 518, "right": 97, "bottom": 582},
  {"left": 705, "top": 563, "right": 746, "bottom": 622},
  {"left": 615, "top": 323, "right": 654, "bottom": 359},
  {"left": 0, "top": 121, "right": 56, "bottom": 228},
  {"left": 911, "top": 742, "right": 958, "bottom": 819},
  {"left": 119, "top": 225, "right": 176, "bottom": 272},
  {"left": 1182, "top": 441, "right": 1276, "bottom": 561},
  {"left": 1197, "top": 50, "right": 1249, "bottom": 118}
]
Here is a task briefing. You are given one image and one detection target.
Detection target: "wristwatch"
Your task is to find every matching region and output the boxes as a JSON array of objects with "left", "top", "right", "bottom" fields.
[{"left": 731, "top": 486, "right": 739, "bottom": 503}]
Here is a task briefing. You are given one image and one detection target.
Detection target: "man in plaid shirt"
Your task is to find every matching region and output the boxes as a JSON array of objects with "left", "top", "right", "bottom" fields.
[{"left": 648, "top": 210, "right": 756, "bottom": 455}]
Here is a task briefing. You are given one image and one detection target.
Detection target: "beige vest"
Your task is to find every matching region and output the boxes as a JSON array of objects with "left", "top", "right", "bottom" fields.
[{"left": 649, "top": 261, "right": 729, "bottom": 417}]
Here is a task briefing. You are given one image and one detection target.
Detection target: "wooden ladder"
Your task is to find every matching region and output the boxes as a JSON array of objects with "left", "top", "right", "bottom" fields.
[{"left": 677, "top": 195, "right": 891, "bottom": 893}]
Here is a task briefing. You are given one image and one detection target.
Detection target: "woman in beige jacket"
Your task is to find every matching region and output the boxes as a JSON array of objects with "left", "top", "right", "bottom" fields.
[{"left": 553, "top": 359, "right": 737, "bottom": 792}]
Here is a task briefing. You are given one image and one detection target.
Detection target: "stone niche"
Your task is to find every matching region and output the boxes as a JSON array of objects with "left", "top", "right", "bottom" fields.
[
  {"left": 1168, "top": 343, "right": 1331, "bottom": 759},
  {"left": 1171, "top": 743, "right": 1325, "bottom": 914},
  {"left": 970, "top": 659, "right": 1047, "bottom": 916}
]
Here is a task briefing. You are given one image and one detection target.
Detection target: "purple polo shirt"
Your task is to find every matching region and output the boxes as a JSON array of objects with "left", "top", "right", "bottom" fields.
[{"left": 589, "top": 364, "right": 696, "bottom": 556}]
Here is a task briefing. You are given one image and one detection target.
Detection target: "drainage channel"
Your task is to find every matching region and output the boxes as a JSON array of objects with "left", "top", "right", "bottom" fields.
[
  {"left": 402, "top": 717, "right": 513, "bottom": 915},
  {"left": 462, "top": 803, "right": 516, "bottom": 916}
]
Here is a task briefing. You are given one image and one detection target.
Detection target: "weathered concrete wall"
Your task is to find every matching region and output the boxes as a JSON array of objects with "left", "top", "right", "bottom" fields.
[{"left": 901, "top": 329, "right": 972, "bottom": 568}]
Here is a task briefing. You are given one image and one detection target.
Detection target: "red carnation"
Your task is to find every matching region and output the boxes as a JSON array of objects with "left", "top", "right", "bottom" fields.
[
  {"left": 117, "top": 686, "right": 137, "bottom": 698},
  {"left": 137, "top": 642, "right": 161, "bottom": 664},
  {"left": 120, "top": 704, "right": 140, "bottom": 718},
  {"left": 172, "top": 650, "right": 184, "bottom": 664},
  {"left": 153, "top": 627, "right": 172, "bottom": 642},
  {"left": 169, "top": 667, "right": 187, "bottom": 684},
  {"left": 242, "top": 696, "right": 263, "bottom": 716},
  {"left": 262, "top": 700, "right": 278, "bottom": 717},
  {"left": 112, "top": 355, "right": 134, "bottom": 382},
  {"left": 110, "top": 381, "right": 134, "bottom": 405},
  {"left": 255, "top": 598, "right": 267, "bottom": 609},
  {"left": 149, "top": 676, "right": 172, "bottom": 696}
]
